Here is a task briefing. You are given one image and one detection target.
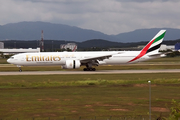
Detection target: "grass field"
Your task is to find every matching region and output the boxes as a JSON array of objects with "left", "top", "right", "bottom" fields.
[
  {"left": 1, "top": 64, "right": 180, "bottom": 72},
  {"left": 0, "top": 73, "right": 180, "bottom": 119}
]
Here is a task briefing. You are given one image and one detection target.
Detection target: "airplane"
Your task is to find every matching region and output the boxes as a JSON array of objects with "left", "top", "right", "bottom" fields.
[{"left": 7, "top": 30, "right": 166, "bottom": 72}]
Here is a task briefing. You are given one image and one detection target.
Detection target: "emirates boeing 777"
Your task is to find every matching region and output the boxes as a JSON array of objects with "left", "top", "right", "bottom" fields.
[{"left": 7, "top": 30, "right": 166, "bottom": 72}]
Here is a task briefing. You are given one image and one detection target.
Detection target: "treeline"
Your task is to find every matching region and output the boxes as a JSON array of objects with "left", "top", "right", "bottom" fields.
[{"left": 1, "top": 39, "right": 180, "bottom": 51}]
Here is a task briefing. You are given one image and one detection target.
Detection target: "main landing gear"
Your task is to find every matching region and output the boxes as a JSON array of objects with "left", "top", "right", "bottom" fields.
[
  {"left": 83, "top": 62, "right": 97, "bottom": 71},
  {"left": 83, "top": 68, "right": 96, "bottom": 71}
]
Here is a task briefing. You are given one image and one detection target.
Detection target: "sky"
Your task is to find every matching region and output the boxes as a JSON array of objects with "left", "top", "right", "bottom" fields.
[{"left": 0, "top": 0, "right": 180, "bottom": 35}]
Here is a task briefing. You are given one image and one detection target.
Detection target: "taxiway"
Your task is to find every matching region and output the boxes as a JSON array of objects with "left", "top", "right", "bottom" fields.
[{"left": 0, "top": 69, "right": 180, "bottom": 75}]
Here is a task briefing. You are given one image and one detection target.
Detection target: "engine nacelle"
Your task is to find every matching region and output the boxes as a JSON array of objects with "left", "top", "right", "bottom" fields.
[{"left": 62, "top": 60, "right": 81, "bottom": 69}]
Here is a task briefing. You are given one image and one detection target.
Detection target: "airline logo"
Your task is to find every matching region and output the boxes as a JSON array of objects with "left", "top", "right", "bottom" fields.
[
  {"left": 26, "top": 55, "right": 61, "bottom": 62},
  {"left": 128, "top": 30, "right": 166, "bottom": 63}
]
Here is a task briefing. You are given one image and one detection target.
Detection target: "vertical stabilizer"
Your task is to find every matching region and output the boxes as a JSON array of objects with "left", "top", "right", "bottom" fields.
[{"left": 128, "top": 30, "right": 166, "bottom": 63}]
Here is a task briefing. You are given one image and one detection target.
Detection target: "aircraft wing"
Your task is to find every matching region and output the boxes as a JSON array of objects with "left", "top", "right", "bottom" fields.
[{"left": 80, "top": 52, "right": 122, "bottom": 63}]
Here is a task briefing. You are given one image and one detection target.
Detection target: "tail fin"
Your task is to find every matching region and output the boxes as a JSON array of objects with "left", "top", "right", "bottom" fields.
[
  {"left": 128, "top": 30, "right": 166, "bottom": 63},
  {"left": 145, "top": 30, "right": 166, "bottom": 55}
]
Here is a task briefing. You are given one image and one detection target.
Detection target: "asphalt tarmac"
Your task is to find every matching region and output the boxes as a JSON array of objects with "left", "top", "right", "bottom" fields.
[{"left": 0, "top": 69, "right": 180, "bottom": 75}]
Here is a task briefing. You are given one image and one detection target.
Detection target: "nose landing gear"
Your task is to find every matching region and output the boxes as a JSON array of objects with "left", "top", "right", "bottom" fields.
[
  {"left": 19, "top": 68, "right": 22, "bottom": 72},
  {"left": 17, "top": 65, "right": 22, "bottom": 72}
]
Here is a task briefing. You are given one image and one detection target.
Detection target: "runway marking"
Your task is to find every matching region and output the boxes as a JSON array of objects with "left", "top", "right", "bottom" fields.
[{"left": 0, "top": 69, "right": 180, "bottom": 75}]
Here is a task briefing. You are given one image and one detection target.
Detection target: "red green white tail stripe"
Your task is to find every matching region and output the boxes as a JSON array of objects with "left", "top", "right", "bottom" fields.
[{"left": 128, "top": 30, "right": 166, "bottom": 63}]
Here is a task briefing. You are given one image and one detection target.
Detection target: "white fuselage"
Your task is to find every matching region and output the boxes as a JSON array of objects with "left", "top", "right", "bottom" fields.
[{"left": 7, "top": 51, "right": 158, "bottom": 66}]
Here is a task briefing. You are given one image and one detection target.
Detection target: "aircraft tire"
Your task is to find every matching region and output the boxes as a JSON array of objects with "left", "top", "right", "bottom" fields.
[{"left": 84, "top": 68, "right": 96, "bottom": 71}]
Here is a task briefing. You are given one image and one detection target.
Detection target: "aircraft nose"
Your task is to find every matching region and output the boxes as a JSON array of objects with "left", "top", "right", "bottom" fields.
[
  {"left": 7, "top": 58, "right": 11, "bottom": 63},
  {"left": 7, "top": 58, "right": 13, "bottom": 64}
]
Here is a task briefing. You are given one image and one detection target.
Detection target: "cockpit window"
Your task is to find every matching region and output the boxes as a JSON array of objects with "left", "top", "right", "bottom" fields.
[{"left": 10, "top": 57, "right": 14, "bottom": 59}]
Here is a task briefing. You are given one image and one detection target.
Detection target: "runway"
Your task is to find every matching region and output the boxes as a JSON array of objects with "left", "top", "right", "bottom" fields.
[{"left": 0, "top": 69, "right": 180, "bottom": 75}]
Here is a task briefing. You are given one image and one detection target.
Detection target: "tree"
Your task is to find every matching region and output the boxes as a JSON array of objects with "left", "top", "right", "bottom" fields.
[{"left": 165, "top": 99, "right": 180, "bottom": 120}]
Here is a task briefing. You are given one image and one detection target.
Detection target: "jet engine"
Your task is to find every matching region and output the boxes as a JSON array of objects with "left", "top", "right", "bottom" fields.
[{"left": 62, "top": 60, "right": 81, "bottom": 69}]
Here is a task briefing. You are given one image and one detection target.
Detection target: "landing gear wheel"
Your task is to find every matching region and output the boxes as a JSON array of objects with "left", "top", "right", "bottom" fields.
[
  {"left": 17, "top": 65, "right": 22, "bottom": 72},
  {"left": 19, "top": 68, "right": 22, "bottom": 72},
  {"left": 83, "top": 68, "right": 96, "bottom": 71}
]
